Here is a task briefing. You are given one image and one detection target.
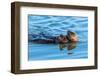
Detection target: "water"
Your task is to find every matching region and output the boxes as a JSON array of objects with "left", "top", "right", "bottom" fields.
[
  {"left": 28, "top": 42, "right": 88, "bottom": 61},
  {"left": 28, "top": 15, "right": 88, "bottom": 61}
]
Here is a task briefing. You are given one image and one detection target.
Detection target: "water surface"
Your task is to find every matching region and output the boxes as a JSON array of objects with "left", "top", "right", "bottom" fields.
[{"left": 28, "top": 15, "right": 88, "bottom": 61}]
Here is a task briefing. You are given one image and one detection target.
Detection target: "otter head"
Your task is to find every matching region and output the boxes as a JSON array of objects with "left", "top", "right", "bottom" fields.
[{"left": 67, "top": 31, "right": 78, "bottom": 42}]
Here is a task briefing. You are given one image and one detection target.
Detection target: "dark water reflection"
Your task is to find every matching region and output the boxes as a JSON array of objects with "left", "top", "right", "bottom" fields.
[{"left": 58, "top": 42, "right": 77, "bottom": 55}]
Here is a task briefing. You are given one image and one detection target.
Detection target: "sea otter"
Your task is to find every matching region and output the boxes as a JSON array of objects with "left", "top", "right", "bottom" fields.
[
  {"left": 58, "top": 31, "right": 78, "bottom": 43},
  {"left": 32, "top": 31, "right": 78, "bottom": 44}
]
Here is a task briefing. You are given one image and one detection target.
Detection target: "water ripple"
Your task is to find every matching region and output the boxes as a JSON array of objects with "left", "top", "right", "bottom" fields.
[{"left": 28, "top": 15, "right": 88, "bottom": 42}]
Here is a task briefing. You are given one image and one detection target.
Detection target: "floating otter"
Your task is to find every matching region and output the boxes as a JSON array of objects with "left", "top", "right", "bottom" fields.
[
  {"left": 58, "top": 31, "right": 78, "bottom": 43},
  {"left": 32, "top": 31, "right": 78, "bottom": 44}
]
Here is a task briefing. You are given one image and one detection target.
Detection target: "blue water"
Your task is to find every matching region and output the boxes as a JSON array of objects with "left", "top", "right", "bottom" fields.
[{"left": 28, "top": 15, "right": 88, "bottom": 61}]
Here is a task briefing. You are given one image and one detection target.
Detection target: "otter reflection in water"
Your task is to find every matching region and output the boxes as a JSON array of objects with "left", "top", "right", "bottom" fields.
[
  {"left": 59, "top": 42, "right": 77, "bottom": 55},
  {"left": 58, "top": 31, "right": 78, "bottom": 55}
]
